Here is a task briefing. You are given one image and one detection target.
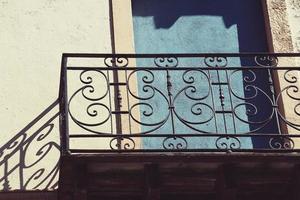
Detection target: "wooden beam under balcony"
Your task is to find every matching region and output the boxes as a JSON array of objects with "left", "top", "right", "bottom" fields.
[{"left": 58, "top": 152, "right": 300, "bottom": 200}]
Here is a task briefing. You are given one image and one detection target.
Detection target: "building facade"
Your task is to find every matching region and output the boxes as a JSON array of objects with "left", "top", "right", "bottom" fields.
[{"left": 1, "top": 0, "right": 300, "bottom": 199}]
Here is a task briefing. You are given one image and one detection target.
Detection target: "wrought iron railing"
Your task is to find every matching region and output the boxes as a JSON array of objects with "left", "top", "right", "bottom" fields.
[{"left": 59, "top": 53, "right": 300, "bottom": 153}]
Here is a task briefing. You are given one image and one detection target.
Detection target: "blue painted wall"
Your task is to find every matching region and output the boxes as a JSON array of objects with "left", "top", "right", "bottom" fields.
[
  {"left": 131, "top": 0, "right": 277, "bottom": 149},
  {"left": 132, "top": 0, "right": 268, "bottom": 53}
]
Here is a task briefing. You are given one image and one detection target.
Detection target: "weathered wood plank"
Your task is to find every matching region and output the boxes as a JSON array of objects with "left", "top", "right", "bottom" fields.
[
  {"left": 73, "top": 164, "right": 88, "bottom": 200},
  {"left": 216, "top": 164, "right": 237, "bottom": 200},
  {"left": 144, "top": 164, "right": 160, "bottom": 200}
]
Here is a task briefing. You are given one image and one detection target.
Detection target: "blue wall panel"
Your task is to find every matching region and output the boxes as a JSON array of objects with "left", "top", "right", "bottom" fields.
[{"left": 131, "top": 0, "right": 277, "bottom": 149}]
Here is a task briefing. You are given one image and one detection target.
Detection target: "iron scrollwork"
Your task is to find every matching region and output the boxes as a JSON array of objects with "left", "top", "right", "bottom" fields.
[
  {"left": 162, "top": 136, "right": 188, "bottom": 150},
  {"left": 68, "top": 69, "right": 112, "bottom": 134},
  {"left": 104, "top": 56, "right": 129, "bottom": 68},
  {"left": 254, "top": 55, "right": 278, "bottom": 67},
  {"left": 269, "top": 136, "right": 295, "bottom": 150},
  {"left": 154, "top": 57, "right": 178, "bottom": 67},
  {"left": 275, "top": 69, "right": 300, "bottom": 131},
  {"left": 204, "top": 56, "right": 228, "bottom": 67},
  {"left": 109, "top": 136, "right": 136, "bottom": 150},
  {"left": 216, "top": 136, "right": 241, "bottom": 150},
  {"left": 64, "top": 53, "right": 300, "bottom": 151}
]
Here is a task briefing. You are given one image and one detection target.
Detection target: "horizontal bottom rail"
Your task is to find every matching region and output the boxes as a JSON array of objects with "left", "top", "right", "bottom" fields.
[
  {"left": 68, "top": 149, "right": 300, "bottom": 153},
  {"left": 69, "top": 133, "right": 300, "bottom": 137}
]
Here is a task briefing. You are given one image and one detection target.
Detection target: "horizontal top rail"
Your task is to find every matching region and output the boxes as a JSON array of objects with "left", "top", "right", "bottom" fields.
[
  {"left": 66, "top": 66, "right": 300, "bottom": 70},
  {"left": 62, "top": 52, "right": 300, "bottom": 58}
]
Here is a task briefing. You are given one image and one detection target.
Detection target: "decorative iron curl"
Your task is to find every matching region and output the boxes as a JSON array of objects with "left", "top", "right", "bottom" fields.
[
  {"left": 232, "top": 102, "right": 275, "bottom": 133},
  {"left": 275, "top": 88, "right": 300, "bottom": 131},
  {"left": 68, "top": 69, "right": 112, "bottom": 134},
  {"left": 154, "top": 57, "right": 178, "bottom": 67},
  {"left": 204, "top": 56, "right": 228, "bottom": 67},
  {"left": 280, "top": 70, "right": 300, "bottom": 101},
  {"left": 68, "top": 102, "right": 111, "bottom": 134},
  {"left": 285, "top": 85, "right": 300, "bottom": 101},
  {"left": 162, "top": 136, "right": 188, "bottom": 150},
  {"left": 294, "top": 103, "right": 300, "bottom": 116},
  {"left": 243, "top": 69, "right": 257, "bottom": 83},
  {"left": 79, "top": 70, "right": 109, "bottom": 101},
  {"left": 170, "top": 69, "right": 213, "bottom": 129},
  {"left": 173, "top": 101, "right": 214, "bottom": 127},
  {"left": 236, "top": 102, "right": 258, "bottom": 117},
  {"left": 109, "top": 136, "right": 135, "bottom": 150},
  {"left": 127, "top": 69, "right": 156, "bottom": 100},
  {"left": 254, "top": 55, "right": 278, "bottom": 67},
  {"left": 269, "top": 136, "right": 294, "bottom": 149},
  {"left": 284, "top": 70, "right": 299, "bottom": 84},
  {"left": 216, "top": 136, "right": 241, "bottom": 150},
  {"left": 104, "top": 56, "right": 129, "bottom": 67},
  {"left": 127, "top": 69, "right": 171, "bottom": 135},
  {"left": 229, "top": 69, "right": 259, "bottom": 100},
  {"left": 128, "top": 102, "right": 170, "bottom": 135},
  {"left": 181, "top": 69, "right": 210, "bottom": 100}
]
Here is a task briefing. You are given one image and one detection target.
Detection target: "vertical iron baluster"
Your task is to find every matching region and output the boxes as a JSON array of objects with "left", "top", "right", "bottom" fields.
[
  {"left": 268, "top": 66, "right": 282, "bottom": 135},
  {"left": 166, "top": 70, "right": 176, "bottom": 135},
  {"left": 225, "top": 69, "right": 237, "bottom": 134},
  {"left": 216, "top": 69, "right": 228, "bottom": 134},
  {"left": 111, "top": 61, "right": 123, "bottom": 150},
  {"left": 125, "top": 68, "right": 132, "bottom": 135},
  {"left": 106, "top": 69, "right": 114, "bottom": 135},
  {"left": 59, "top": 55, "right": 69, "bottom": 155},
  {"left": 207, "top": 69, "right": 218, "bottom": 134}
]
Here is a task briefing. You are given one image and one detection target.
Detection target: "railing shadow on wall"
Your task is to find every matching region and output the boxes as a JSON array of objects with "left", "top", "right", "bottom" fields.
[{"left": 0, "top": 100, "right": 60, "bottom": 191}]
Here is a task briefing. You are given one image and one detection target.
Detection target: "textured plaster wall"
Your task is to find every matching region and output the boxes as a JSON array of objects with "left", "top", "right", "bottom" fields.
[
  {"left": 0, "top": 0, "right": 111, "bottom": 144},
  {"left": 0, "top": 0, "right": 111, "bottom": 190},
  {"left": 263, "top": 0, "right": 294, "bottom": 52},
  {"left": 286, "top": 0, "right": 300, "bottom": 52}
]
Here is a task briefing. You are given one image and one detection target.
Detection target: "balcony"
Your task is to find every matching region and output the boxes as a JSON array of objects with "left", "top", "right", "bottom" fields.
[
  {"left": 57, "top": 53, "right": 300, "bottom": 200},
  {"left": 59, "top": 53, "right": 300, "bottom": 153}
]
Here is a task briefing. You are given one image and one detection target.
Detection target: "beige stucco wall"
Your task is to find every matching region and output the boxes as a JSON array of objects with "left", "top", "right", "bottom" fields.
[
  {"left": 286, "top": 0, "right": 300, "bottom": 53},
  {"left": 0, "top": 0, "right": 111, "bottom": 143},
  {"left": 263, "top": 0, "right": 294, "bottom": 52},
  {"left": 0, "top": 0, "right": 111, "bottom": 190}
]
